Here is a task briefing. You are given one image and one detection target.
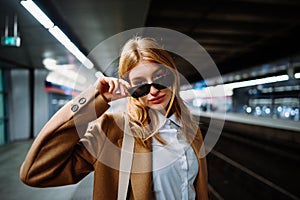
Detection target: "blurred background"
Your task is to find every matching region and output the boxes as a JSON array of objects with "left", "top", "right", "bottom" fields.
[{"left": 0, "top": 0, "right": 299, "bottom": 199}]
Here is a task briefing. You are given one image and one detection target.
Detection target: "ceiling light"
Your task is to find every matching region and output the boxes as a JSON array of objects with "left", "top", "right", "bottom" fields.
[
  {"left": 20, "top": 0, "right": 94, "bottom": 69},
  {"left": 48, "top": 26, "right": 93, "bottom": 69},
  {"left": 46, "top": 71, "right": 87, "bottom": 91},
  {"left": 42, "top": 58, "right": 56, "bottom": 66},
  {"left": 225, "top": 74, "right": 289, "bottom": 90},
  {"left": 182, "top": 74, "right": 290, "bottom": 99},
  {"left": 20, "top": 0, "right": 54, "bottom": 29},
  {"left": 45, "top": 63, "right": 75, "bottom": 71}
]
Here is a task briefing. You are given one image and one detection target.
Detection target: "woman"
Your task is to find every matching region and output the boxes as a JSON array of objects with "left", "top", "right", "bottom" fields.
[{"left": 20, "top": 37, "right": 208, "bottom": 199}]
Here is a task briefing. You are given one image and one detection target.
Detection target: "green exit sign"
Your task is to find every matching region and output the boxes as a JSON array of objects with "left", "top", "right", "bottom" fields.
[{"left": 1, "top": 36, "right": 21, "bottom": 47}]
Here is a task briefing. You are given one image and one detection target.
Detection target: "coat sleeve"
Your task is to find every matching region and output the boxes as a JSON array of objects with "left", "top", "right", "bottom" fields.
[{"left": 20, "top": 85, "right": 111, "bottom": 187}]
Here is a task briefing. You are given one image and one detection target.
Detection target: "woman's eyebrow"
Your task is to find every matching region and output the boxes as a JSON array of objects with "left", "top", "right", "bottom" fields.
[
  {"left": 152, "top": 67, "right": 167, "bottom": 77},
  {"left": 130, "top": 66, "right": 167, "bottom": 81},
  {"left": 130, "top": 76, "right": 147, "bottom": 85},
  {"left": 131, "top": 76, "right": 146, "bottom": 82}
]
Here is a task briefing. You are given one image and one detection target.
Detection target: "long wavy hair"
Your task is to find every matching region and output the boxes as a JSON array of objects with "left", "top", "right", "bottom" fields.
[{"left": 119, "top": 37, "right": 199, "bottom": 148}]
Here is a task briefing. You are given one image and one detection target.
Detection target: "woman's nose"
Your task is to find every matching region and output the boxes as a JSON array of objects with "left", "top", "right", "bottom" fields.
[{"left": 149, "top": 85, "right": 159, "bottom": 96}]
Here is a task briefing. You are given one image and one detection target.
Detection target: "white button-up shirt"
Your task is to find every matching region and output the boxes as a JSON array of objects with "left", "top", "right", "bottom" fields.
[{"left": 152, "top": 113, "right": 198, "bottom": 200}]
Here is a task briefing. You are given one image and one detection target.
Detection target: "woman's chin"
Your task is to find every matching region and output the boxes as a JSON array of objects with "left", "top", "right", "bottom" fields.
[{"left": 149, "top": 104, "right": 167, "bottom": 114}]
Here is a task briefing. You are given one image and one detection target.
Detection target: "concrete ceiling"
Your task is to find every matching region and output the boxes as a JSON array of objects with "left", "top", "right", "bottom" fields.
[{"left": 1, "top": 0, "right": 300, "bottom": 84}]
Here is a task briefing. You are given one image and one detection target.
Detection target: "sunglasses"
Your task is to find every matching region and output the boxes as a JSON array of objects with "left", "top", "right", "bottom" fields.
[{"left": 127, "top": 73, "right": 174, "bottom": 98}]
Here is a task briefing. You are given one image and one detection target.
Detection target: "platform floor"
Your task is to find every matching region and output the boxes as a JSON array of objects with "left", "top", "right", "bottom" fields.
[{"left": 0, "top": 140, "right": 94, "bottom": 200}]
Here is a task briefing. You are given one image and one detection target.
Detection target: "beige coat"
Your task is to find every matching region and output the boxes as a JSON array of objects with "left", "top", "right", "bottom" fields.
[{"left": 20, "top": 86, "right": 208, "bottom": 200}]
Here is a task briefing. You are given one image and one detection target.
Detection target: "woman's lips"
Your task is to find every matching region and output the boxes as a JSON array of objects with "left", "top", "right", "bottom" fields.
[{"left": 149, "top": 95, "right": 165, "bottom": 104}]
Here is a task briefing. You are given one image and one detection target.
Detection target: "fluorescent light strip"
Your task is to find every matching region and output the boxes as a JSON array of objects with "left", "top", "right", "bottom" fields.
[
  {"left": 48, "top": 26, "right": 93, "bottom": 69},
  {"left": 21, "top": 0, "right": 94, "bottom": 69},
  {"left": 183, "top": 74, "right": 290, "bottom": 98},
  {"left": 20, "top": 0, "right": 54, "bottom": 29},
  {"left": 224, "top": 74, "right": 289, "bottom": 90}
]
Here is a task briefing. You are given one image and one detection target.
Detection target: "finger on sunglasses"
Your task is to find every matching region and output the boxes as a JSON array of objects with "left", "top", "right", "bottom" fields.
[
  {"left": 110, "top": 78, "right": 129, "bottom": 96},
  {"left": 113, "top": 78, "right": 123, "bottom": 95},
  {"left": 119, "top": 78, "right": 130, "bottom": 88},
  {"left": 106, "top": 78, "right": 118, "bottom": 94},
  {"left": 118, "top": 79, "right": 129, "bottom": 96},
  {"left": 118, "top": 83, "right": 126, "bottom": 96}
]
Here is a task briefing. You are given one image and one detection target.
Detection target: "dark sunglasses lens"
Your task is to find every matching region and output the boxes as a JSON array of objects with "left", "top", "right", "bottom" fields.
[
  {"left": 152, "top": 83, "right": 167, "bottom": 90},
  {"left": 128, "top": 74, "right": 174, "bottom": 98},
  {"left": 128, "top": 84, "right": 151, "bottom": 98}
]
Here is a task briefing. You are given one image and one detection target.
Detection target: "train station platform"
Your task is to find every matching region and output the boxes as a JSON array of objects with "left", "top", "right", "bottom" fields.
[
  {"left": 0, "top": 140, "right": 93, "bottom": 200},
  {"left": 193, "top": 111, "right": 300, "bottom": 132}
]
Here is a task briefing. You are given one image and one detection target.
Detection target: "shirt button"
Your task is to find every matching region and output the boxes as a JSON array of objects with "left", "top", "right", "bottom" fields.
[
  {"left": 71, "top": 104, "right": 79, "bottom": 112},
  {"left": 79, "top": 97, "right": 86, "bottom": 104}
]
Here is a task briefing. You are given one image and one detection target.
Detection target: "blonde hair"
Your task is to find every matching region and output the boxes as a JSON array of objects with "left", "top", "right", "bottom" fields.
[{"left": 119, "top": 36, "right": 198, "bottom": 147}]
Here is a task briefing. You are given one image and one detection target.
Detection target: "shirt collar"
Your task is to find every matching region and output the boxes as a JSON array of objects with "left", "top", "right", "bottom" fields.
[{"left": 156, "top": 111, "right": 182, "bottom": 128}]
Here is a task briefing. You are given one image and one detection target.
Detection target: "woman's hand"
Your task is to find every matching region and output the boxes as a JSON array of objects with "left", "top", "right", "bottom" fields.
[{"left": 95, "top": 76, "right": 130, "bottom": 102}]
